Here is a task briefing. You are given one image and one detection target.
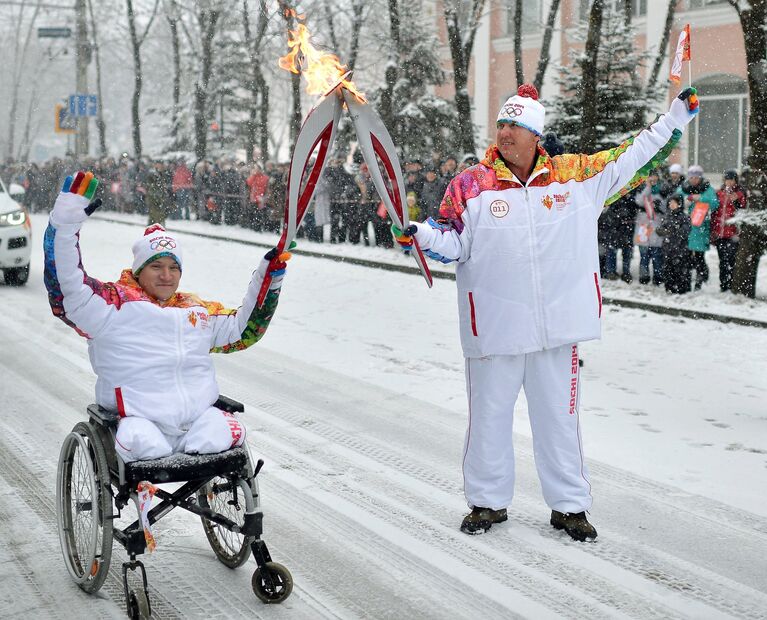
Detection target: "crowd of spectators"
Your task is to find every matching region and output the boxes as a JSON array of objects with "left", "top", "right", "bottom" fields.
[
  {"left": 0, "top": 148, "right": 751, "bottom": 297},
  {"left": 598, "top": 163, "right": 747, "bottom": 294}
]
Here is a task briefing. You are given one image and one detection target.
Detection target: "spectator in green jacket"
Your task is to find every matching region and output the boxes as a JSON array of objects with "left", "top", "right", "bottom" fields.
[{"left": 678, "top": 164, "right": 719, "bottom": 290}]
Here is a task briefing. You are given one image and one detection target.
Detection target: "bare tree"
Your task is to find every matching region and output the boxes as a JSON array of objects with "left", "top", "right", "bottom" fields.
[
  {"left": 164, "top": 0, "right": 183, "bottom": 147},
  {"left": 322, "top": 0, "right": 365, "bottom": 72},
  {"left": 6, "top": 0, "right": 42, "bottom": 160},
  {"left": 532, "top": 0, "right": 562, "bottom": 94},
  {"left": 242, "top": 0, "right": 270, "bottom": 161},
  {"left": 443, "top": 0, "right": 488, "bottom": 154},
  {"left": 88, "top": 0, "right": 107, "bottom": 157},
  {"left": 728, "top": 0, "right": 767, "bottom": 297},
  {"left": 512, "top": 0, "right": 524, "bottom": 87},
  {"left": 193, "top": 4, "right": 221, "bottom": 160},
  {"left": 645, "top": 0, "right": 677, "bottom": 94},
  {"left": 578, "top": 0, "right": 604, "bottom": 152},
  {"left": 379, "top": 0, "right": 401, "bottom": 142},
  {"left": 279, "top": 0, "right": 302, "bottom": 150},
  {"left": 125, "top": 0, "right": 161, "bottom": 158}
]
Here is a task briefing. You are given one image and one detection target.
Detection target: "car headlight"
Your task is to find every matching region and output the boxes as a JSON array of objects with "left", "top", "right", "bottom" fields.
[{"left": 0, "top": 210, "right": 27, "bottom": 226}]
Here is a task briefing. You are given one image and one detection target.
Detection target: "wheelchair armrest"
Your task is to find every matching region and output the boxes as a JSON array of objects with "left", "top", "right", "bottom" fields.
[
  {"left": 87, "top": 403, "right": 120, "bottom": 428},
  {"left": 214, "top": 394, "right": 244, "bottom": 414}
]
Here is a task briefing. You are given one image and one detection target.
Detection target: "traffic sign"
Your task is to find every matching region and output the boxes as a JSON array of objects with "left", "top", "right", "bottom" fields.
[
  {"left": 38, "top": 27, "right": 72, "bottom": 38},
  {"left": 68, "top": 94, "right": 98, "bottom": 117},
  {"left": 55, "top": 104, "right": 76, "bottom": 134}
]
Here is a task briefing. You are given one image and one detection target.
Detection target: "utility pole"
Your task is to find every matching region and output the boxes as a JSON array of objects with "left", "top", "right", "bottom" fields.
[{"left": 74, "top": 0, "right": 89, "bottom": 159}]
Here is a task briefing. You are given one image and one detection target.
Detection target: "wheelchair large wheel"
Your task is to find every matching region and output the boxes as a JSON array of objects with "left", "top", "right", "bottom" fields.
[
  {"left": 56, "top": 422, "right": 113, "bottom": 593},
  {"left": 197, "top": 475, "right": 255, "bottom": 568}
]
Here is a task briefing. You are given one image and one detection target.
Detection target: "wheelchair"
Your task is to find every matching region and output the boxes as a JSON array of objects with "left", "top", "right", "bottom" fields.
[{"left": 55, "top": 395, "right": 292, "bottom": 619}]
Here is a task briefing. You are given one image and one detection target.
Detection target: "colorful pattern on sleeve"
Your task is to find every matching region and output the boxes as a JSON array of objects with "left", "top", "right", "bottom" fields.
[
  {"left": 209, "top": 288, "right": 281, "bottom": 354},
  {"left": 542, "top": 127, "right": 682, "bottom": 204},
  {"left": 44, "top": 223, "right": 122, "bottom": 338},
  {"left": 605, "top": 129, "right": 683, "bottom": 205},
  {"left": 438, "top": 159, "right": 500, "bottom": 233}
]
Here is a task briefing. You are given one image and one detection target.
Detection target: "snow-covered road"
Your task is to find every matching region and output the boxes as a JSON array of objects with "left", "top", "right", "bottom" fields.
[{"left": 1, "top": 214, "right": 766, "bottom": 618}]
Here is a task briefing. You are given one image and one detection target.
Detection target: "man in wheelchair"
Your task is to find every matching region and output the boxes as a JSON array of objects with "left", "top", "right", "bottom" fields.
[{"left": 44, "top": 171, "right": 291, "bottom": 462}]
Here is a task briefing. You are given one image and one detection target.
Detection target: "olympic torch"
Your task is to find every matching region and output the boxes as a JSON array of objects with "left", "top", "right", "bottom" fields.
[{"left": 256, "top": 18, "right": 433, "bottom": 307}]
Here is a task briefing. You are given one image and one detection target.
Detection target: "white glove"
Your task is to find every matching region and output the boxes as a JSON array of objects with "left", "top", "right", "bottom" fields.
[{"left": 667, "top": 87, "right": 700, "bottom": 128}]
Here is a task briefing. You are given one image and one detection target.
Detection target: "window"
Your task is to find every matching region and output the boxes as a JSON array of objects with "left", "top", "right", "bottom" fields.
[
  {"left": 687, "top": 75, "right": 749, "bottom": 174},
  {"left": 507, "top": 0, "right": 543, "bottom": 35},
  {"left": 687, "top": 0, "right": 727, "bottom": 9},
  {"left": 578, "top": 0, "right": 646, "bottom": 20}
]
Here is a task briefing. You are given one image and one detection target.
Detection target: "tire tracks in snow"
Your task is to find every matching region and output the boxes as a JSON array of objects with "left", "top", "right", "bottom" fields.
[
  {"left": 0, "top": 305, "right": 390, "bottom": 619},
  {"left": 4, "top": 279, "right": 767, "bottom": 618},
  {"left": 217, "top": 353, "right": 767, "bottom": 619}
]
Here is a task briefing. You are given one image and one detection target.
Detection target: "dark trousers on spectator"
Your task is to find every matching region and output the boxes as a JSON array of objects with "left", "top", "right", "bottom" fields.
[
  {"left": 714, "top": 238, "right": 738, "bottom": 292},
  {"left": 605, "top": 245, "right": 632, "bottom": 277},
  {"left": 372, "top": 215, "right": 393, "bottom": 248},
  {"left": 690, "top": 250, "right": 709, "bottom": 290},
  {"left": 638, "top": 246, "right": 663, "bottom": 285},
  {"left": 347, "top": 203, "right": 370, "bottom": 245},
  {"left": 664, "top": 252, "right": 691, "bottom": 294},
  {"left": 330, "top": 202, "right": 347, "bottom": 243}
]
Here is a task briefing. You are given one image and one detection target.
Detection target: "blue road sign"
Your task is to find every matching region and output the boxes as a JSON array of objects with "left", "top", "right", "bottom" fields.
[
  {"left": 68, "top": 94, "right": 98, "bottom": 117},
  {"left": 38, "top": 27, "right": 71, "bottom": 38}
]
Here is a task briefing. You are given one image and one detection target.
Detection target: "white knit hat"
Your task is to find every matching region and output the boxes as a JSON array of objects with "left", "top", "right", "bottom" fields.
[
  {"left": 668, "top": 163, "right": 684, "bottom": 174},
  {"left": 132, "top": 224, "right": 183, "bottom": 275},
  {"left": 497, "top": 84, "right": 546, "bottom": 136}
]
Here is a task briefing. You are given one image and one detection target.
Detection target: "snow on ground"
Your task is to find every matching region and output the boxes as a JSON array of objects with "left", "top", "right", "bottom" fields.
[{"left": 0, "top": 214, "right": 765, "bottom": 618}]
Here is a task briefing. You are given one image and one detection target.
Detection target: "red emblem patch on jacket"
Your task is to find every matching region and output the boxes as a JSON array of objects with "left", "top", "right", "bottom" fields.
[
  {"left": 187, "top": 310, "right": 209, "bottom": 328},
  {"left": 542, "top": 195, "right": 553, "bottom": 210},
  {"left": 553, "top": 191, "right": 571, "bottom": 211}
]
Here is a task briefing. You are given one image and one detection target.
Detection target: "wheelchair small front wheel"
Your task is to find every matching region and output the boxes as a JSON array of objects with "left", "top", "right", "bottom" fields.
[
  {"left": 127, "top": 587, "right": 151, "bottom": 619},
  {"left": 56, "top": 422, "right": 113, "bottom": 593},
  {"left": 252, "top": 561, "right": 293, "bottom": 604}
]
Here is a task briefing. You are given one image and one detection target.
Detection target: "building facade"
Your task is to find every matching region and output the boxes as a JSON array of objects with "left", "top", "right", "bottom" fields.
[{"left": 462, "top": 0, "right": 748, "bottom": 177}]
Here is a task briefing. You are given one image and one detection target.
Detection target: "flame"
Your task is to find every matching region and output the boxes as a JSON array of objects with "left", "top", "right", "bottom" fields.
[{"left": 278, "top": 22, "right": 366, "bottom": 103}]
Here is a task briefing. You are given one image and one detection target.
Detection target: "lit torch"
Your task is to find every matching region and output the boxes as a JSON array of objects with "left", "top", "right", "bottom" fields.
[{"left": 256, "top": 18, "right": 432, "bottom": 307}]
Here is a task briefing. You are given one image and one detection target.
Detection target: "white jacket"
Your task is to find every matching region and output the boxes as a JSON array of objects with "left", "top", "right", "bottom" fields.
[
  {"left": 44, "top": 214, "right": 282, "bottom": 435},
  {"left": 412, "top": 111, "right": 689, "bottom": 358}
]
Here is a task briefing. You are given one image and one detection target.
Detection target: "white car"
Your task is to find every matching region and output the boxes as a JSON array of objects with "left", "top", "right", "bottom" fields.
[{"left": 0, "top": 177, "right": 31, "bottom": 285}]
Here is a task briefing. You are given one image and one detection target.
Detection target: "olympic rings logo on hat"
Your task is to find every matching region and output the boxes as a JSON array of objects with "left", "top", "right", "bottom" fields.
[
  {"left": 150, "top": 238, "right": 176, "bottom": 250},
  {"left": 501, "top": 103, "right": 524, "bottom": 117}
]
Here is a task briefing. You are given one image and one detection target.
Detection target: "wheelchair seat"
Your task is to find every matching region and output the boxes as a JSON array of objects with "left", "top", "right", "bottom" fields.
[{"left": 124, "top": 446, "right": 249, "bottom": 485}]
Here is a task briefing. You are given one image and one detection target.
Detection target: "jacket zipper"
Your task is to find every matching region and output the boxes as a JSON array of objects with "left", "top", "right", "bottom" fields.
[
  {"left": 524, "top": 184, "right": 548, "bottom": 349},
  {"left": 174, "top": 311, "right": 190, "bottom": 423}
]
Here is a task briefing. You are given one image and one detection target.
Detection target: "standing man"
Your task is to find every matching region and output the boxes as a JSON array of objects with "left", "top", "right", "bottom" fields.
[{"left": 393, "top": 84, "right": 699, "bottom": 541}]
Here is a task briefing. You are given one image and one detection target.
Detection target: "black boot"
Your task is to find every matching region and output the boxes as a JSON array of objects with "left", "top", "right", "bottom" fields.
[
  {"left": 550, "top": 510, "right": 597, "bottom": 542},
  {"left": 460, "top": 506, "right": 508, "bottom": 535}
]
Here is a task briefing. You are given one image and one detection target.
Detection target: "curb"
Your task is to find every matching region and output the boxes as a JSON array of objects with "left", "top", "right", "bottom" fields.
[{"left": 94, "top": 215, "right": 767, "bottom": 330}]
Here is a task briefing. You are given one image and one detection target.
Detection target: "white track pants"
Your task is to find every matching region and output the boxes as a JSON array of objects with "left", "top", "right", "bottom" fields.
[
  {"left": 462, "top": 343, "right": 592, "bottom": 513},
  {"left": 115, "top": 407, "right": 246, "bottom": 463}
]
